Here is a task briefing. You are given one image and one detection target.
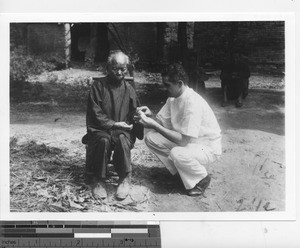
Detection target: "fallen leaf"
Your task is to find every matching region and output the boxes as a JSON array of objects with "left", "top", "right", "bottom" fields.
[
  {"left": 75, "top": 196, "right": 85, "bottom": 203},
  {"left": 37, "top": 189, "right": 51, "bottom": 198},
  {"left": 68, "top": 199, "right": 84, "bottom": 209},
  {"left": 49, "top": 202, "right": 67, "bottom": 212},
  {"left": 33, "top": 176, "right": 47, "bottom": 181}
]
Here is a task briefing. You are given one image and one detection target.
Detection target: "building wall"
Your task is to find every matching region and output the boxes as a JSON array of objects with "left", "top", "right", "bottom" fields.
[
  {"left": 10, "top": 22, "right": 285, "bottom": 73},
  {"left": 27, "top": 23, "right": 65, "bottom": 59},
  {"left": 194, "top": 21, "right": 285, "bottom": 73},
  {"left": 108, "top": 23, "right": 158, "bottom": 62},
  {"left": 108, "top": 22, "right": 190, "bottom": 64}
]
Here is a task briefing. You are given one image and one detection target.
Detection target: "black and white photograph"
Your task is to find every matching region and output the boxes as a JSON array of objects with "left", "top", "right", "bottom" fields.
[
  {"left": 7, "top": 20, "right": 289, "bottom": 214},
  {"left": 0, "top": 0, "right": 299, "bottom": 246}
]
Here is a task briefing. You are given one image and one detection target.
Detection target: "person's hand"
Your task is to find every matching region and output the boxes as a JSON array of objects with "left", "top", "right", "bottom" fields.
[
  {"left": 113, "top": 122, "right": 133, "bottom": 130},
  {"left": 137, "top": 106, "right": 152, "bottom": 116},
  {"left": 133, "top": 113, "right": 141, "bottom": 123},
  {"left": 138, "top": 111, "right": 157, "bottom": 129}
]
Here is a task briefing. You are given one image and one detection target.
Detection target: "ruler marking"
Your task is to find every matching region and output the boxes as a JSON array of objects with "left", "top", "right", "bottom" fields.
[{"left": 0, "top": 221, "right": 161, "bottom": 247}]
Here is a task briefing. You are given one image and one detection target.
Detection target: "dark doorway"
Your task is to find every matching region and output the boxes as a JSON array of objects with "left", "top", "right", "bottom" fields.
[
  {"left": 94, "top": 23, "right": 110, "bottom": 62},
  {"left": 70, "top": 23, "right": 109, "bottom": 63},
  {"left": 70, "top": 23, "right": 90, "bottom": 62}
]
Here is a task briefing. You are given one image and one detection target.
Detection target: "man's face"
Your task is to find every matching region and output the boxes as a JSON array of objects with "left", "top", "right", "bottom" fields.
[
  {"left": 107, "top": 55, "right": 128, "bottom": 83},
  {"left": 162, "top": 76, "right": 182, "bottom": 98}
]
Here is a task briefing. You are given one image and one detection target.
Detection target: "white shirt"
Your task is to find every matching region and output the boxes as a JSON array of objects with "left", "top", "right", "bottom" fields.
[{"left": 157, "top": 87, "right": 222, "bottom": 155}]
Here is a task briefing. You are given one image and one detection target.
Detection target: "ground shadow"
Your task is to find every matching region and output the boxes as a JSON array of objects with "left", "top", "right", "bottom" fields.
[
  {"left": 204, "top": 88, "right": 285, "bottom": 136},
  {"left": 137, "top": 85, "right": 285, "bottom": 136},
  {"left": 10, "top": 82, "right": 285, "bottom": 137},
  {"left": 132, "top": 164, "right": 186, "bottom": 195}
]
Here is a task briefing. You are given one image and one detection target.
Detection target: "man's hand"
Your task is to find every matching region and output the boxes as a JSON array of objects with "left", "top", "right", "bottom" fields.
[
  {"left": 138, "top": 111, "right": 191, "bottom": 146},
  {"left": 137, "top": 106, "right": 152, "bottom": 117},
  {"left": 137, "top": 111, "right": 158, "bottom": 129},
  {"left": 113, "top": 122, "right": 133, "bottom": 130}
]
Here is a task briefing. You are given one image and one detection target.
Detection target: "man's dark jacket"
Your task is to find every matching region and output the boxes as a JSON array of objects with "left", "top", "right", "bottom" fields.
[{"left": 85, "top": 76, "right": 143, "bottom": 141}]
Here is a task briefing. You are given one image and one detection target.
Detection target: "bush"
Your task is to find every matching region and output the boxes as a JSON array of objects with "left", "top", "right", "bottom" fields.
[
  {"left": 10, "top": 46, "right": 56, "bottom": 100},
  {"left": 10, "top": 46, "right": 56, "bottom": 83},
  {"left": 42, "top": 54, "right": 66, "bottom": 70}
]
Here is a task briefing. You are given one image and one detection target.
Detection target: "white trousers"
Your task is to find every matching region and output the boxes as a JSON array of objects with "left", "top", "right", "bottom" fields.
[{"left": 144, "top": 130, "right": 218, "bottom": 189}]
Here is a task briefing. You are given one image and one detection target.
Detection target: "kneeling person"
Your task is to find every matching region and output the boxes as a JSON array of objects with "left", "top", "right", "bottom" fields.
[{"left": 137, "top": 63, "right": 222, "bottom": 196}]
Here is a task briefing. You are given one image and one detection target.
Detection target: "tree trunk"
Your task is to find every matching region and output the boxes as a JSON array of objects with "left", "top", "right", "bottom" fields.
[
  {"left": 156, "top": 22, "right": 166, "bottom": 63},
  {"left": 95, "top": 23, "right": 110, "bottom": 62},
  {"left": 178, "top": 22, "right": 188, "bottom": 67},
  {"left": 228, "top": 22, "right": 239, "bottom": 61},
  {"left": 64, "top": 23, "right": 71, "bottom": 67}
]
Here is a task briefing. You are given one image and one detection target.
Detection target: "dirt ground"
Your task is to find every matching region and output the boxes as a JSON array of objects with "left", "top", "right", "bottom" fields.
[{"left": 9, "top": 71, "right": 285, "bottom": 212}]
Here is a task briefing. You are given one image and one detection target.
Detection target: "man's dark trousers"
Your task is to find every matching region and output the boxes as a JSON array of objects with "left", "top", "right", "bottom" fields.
[{"left": 86, "top": 130, "right": 134, "bottom": 181}]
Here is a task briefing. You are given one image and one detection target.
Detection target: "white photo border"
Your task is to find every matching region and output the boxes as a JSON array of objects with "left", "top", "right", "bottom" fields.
[{"left": 0, "top": 12, "right": 296, "bottom": 221}]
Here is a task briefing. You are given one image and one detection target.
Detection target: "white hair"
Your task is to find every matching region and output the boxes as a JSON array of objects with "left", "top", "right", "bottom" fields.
[{"left": 107, "top": 50, "right": 130, "bottom": 65}]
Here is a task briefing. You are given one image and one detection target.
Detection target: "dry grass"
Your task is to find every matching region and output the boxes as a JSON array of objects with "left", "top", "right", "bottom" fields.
[
  {"left": 9, "top": 68, "right": 286, "bottom": 212},
  {"left": 10, "top": 138, "right": 159, "bottom": 212},
  {"left": 10, "top": 138, "right": 87, "bottom": 212}
]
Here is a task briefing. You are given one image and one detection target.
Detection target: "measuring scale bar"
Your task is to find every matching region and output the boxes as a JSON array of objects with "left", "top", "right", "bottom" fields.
[
  {"left": 0, "top": 221, "right": 161, "bottom": 248},
  {"left": 1, "top": 237, "right": 161, "bottom": 247}
]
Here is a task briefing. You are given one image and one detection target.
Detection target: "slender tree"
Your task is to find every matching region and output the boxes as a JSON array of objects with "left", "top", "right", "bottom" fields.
[
  {"left": 228, "top": 22, "right": 239, "bottom": 62},
  {"left": 156, "top": 22, "right": 166, "bottom": 63}
]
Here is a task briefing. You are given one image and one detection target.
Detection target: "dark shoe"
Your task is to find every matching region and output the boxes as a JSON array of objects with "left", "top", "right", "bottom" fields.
[
  {"left": 116, "top": 176, "right": 131, "bottom": 200},
  {"left": 187, "top": 175, "right": 211, "bottom": 197},
  {"left": 92, "top": 180, "right": 107, "bottom": 199}
]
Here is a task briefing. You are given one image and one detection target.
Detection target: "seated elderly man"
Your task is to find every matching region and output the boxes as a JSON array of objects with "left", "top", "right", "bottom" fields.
[
  {"left": 136, "top": 63, "right": 222, "bottom": 196},
  {"left": 85, "top": 50, "right": 142, "bottom": 200}
]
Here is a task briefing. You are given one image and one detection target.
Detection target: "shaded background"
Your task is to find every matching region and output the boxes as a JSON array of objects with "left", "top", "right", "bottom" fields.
[
  {"left": 10, "top": 22, "right": 284, "bottom": 73},
  {"left": 1, "top": 0, "right": 298, "bottom": 246}
]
